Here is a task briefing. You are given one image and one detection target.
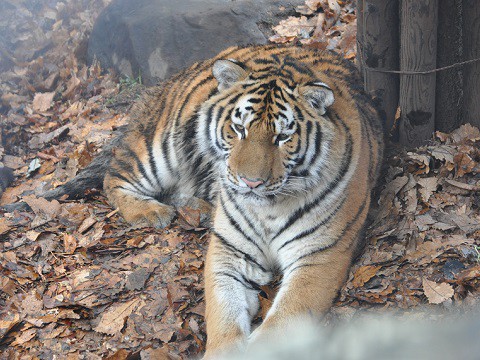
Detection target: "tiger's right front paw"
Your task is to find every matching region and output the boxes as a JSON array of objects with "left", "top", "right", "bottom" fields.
[{"left": 120, "top": 201, "right": 176, "bottom": 228}]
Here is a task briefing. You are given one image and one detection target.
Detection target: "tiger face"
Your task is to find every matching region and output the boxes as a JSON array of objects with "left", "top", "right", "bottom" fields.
[{"left": 206, "top": 59, "right": 335, "bottom": 200}]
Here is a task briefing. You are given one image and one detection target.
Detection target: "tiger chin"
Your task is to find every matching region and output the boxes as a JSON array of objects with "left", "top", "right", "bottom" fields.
[{"left": 10, "top": 45, "right": 384, "bottom": 357}]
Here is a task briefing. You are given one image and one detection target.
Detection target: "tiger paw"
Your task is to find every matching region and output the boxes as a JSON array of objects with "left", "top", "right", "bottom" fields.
[{"left": 120, "top": 201, "right": 176, "bottom": 228}]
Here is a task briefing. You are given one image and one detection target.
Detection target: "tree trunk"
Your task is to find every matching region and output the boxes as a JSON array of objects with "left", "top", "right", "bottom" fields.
[
  {"left": 436, "top": 0, "right": 463, "bottom": 133},
  {"left": 357, "top": 0, "right": 400, "bottom": 135},
  {"left": 462, "top": 0, "right": 480, "bottom": 127},
  {"left": 399, "top": 0, "right": 439, "bottom": 147}
]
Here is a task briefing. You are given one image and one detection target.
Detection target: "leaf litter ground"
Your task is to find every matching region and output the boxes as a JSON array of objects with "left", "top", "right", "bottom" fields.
[{"left": 1, "top": 1, "right": 480, "bottom": 359}]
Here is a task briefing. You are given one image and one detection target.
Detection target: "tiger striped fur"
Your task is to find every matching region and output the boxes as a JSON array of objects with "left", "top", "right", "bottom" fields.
[{"left": 9, "top": 44, "right": 383, "bottom": 356}]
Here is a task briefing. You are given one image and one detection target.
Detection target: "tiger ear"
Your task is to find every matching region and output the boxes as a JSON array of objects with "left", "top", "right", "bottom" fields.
[
  {"left": 299, "top": 82, "right": 335, "bottom": 115},
  {"left": 212, "top": 59, "right": 248, "bottom": 91}
]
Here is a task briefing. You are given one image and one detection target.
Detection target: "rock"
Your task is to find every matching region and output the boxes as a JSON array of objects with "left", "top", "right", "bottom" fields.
[{"left": 87, "top": 0, "right": 303, "bottom": 85}]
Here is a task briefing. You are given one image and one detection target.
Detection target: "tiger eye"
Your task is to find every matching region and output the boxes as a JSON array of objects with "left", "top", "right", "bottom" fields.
[
  {"left": 276, "top": 133, "right": 290, "bottom": 142},
  {"left": 233, "top": 123, "right": 245, "bottom": 133}
]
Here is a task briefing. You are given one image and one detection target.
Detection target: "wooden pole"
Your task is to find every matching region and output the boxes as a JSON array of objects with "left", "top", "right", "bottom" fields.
[
  {"left": 399, "top": 0, "right": 438, "bottom": 147},
  {"left": 357, "top": 0, "right": 400, "bottom": 135},
  {"left": 462, "top": 0, "right": 480, "bottom": 127},
  {"left": 436, "top": 0, "right": 463, "bottom": 133},
  {"left": 356, "top": 0, "right": 365, "bottom": 76}
]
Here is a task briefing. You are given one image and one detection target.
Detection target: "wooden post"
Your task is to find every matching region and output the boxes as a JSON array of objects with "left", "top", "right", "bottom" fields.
[
  {"left": 462, "top": 0, "right": 480, "bottom": 127},
  {"left": 356, "top": 0, "right": 365, "bottom": 76},
  {"left": 399, "top": 0, "right": 438, "bottom": 147},
  {"left": 357, "top": 0, "right": 400, "bottom": 135},
  {"left": 436, "top": 0, "right": 463, "bottom": 133}
]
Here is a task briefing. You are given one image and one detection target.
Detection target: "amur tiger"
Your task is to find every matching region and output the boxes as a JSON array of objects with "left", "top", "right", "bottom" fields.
[{"left": 4, "top": 45, "right": 384, "bottom": 357}]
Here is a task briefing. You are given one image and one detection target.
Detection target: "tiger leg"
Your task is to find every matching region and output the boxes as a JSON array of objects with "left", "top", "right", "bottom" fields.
[
  {"left": 250, "top": 245, "right": 354, "bottom": 342},
  {"left": 204, "top": 234, "right": 268, "bottom": 358},
  {"left": 104, "top": 173, "right": 175, "bottom": 228}
]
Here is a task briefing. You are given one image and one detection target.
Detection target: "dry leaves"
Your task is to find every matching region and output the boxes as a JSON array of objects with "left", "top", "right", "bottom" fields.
[
  {"left": 2, "top": 0, "right": 480, "bottom": 358},
  {"left": 335, "top": 124, "right": 480, "bottom": 317},
  {"left": 422, "top": 279, "right": 454, "bottom": 304},
  {"left": 32, "top": 92, "right": 55, "bottom": 112},
  {"left": 94, "top": 299, "right": 144, "bottom": 335},
  {"left": 270, "top": 0, "right": 357, "bottom": 59}
]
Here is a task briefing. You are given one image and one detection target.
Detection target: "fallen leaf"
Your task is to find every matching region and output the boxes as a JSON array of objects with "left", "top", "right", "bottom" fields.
[
  {"left": 0, "top": 312, "right": 21, "bottom": 339},
  {"left": 63, "top": 233, "right": 77, "bottom": 254},
  {"left": 11, "top": 327, "right": 37, "bottom": 346},
  {"left": 94, "top": 298, "right": 142, "bottom": 335},
  {"left": 352, "top": 265, "right": 381, "bottom": 288},
  {"left": 417, "top": 177, "right": 438, "bottom": 202},
  {"left": 32, "top": 92, "right": 55, "bottom": 112},
  {"left": 422, "top": 278, "right": 454, "bottom": 304}
]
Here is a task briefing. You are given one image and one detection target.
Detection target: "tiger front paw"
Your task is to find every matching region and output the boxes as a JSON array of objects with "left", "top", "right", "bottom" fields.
[{"left": 120, "top": 201, "right": 176, "bottom": 228}]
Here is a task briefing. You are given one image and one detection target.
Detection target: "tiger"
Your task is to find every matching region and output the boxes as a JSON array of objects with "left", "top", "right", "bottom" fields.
[{"left": 4, "top": 44, "right": 384, "bottom": 357}]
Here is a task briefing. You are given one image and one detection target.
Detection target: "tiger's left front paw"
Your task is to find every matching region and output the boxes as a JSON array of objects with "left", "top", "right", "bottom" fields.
[{"left": 121, "top": 201, "right": 176, "bottom": 228}]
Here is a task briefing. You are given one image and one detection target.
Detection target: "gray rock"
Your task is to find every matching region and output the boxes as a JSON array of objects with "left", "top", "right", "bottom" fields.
[{"left": 87, "top": 0, "right": 303, "bottom": 85}]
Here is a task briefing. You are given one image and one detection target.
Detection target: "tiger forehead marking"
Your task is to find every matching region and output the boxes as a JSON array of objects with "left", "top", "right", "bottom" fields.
[{"left": 233, "top": 93, "right": 295, "bottom": 134}]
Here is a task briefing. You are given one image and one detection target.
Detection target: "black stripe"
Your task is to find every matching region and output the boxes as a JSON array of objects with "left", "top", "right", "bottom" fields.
[
  {"left": 183, "top": 114, "right": 198, "bottom": 157},
  {"left": 161, "top": 131, "right": 175, "bottom": 175},
  {"left": 295, "top": 120, "right": 312, "bottom": 167},
  {"left": 220, "top": 197, "right": 266, "bottom": 256},
  {"left": 284, "top": 59, "right": 314, "bottom": 76},
  {"left": 175, "top": 75, "right": 214, "bottom": 128},
  {"left": 213, "top": 231, "right": 267, "bottom": 272},
  {"left": 224, "top": 188, "right": 263, "bottom": 239},
  {"left": 253, "top": 58, "right": 275, "bottom": 65},
  {"left": 277, "top": 196, "right": 347, "bottom": 251},
  {"left": 241, "top": 275, "right": 262, "bottom": 290},
  {"left": 109, "top": 169, "right": 148, "bottom": 195},
  {"left": 293, "top": 105, "right": 305, "bottom": 121},
  {"left": 287, "top": 124, "right": 302, "bottom": 156},
  {"left": 305, "top": 122, "right": 324, "bottom": 172},
  {"left": 204, "top": 105, "right": 215, "bottom": 154},
  {"left": 282, "top": 196, "right": 368, "bottom": 272},
  {"left": 216, "top": 271, "right": 255, "bottom": 290},
  {"left": 145, "top": 133, "right": 162, "bottom": 187},
  {"left": 271, "top": 116, "right": 353, "bottom": 242},
  {"left": 122, "top": 147, "right": 156, "bottom": 189},
  {"left": 214, "top": 107, "right": 229, "bottom": 152}
]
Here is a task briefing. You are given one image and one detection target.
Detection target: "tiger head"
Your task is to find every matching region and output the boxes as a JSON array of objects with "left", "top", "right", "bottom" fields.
[{"left": 205, "top": 58, "right": 336, "bottom": 200}]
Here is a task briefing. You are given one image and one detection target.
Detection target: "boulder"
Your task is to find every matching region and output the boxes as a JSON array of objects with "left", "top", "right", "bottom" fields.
[{"left": 87, "top": 0, "right": 303, "bottom": 85}]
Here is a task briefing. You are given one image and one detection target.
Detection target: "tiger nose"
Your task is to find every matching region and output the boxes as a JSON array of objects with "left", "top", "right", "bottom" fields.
[{"left": 240, "top": 176, "right": 264, "bottom": 189}]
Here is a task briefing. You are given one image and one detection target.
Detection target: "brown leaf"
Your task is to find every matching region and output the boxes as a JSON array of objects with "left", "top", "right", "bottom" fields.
[
  {"left": 94, "top": 299, "right": 142, "bottom": 335},
  {"left": 105, "top": 349, "right": 130, "bottom": 360},
  {"left": 32, "top": 92, "right": 55, "bottom": 112},
  {"left": 0, "top": 218, "right": 13, "bottom": 235},
  {"left": 258, "top": 294, "right": 273, "bottom": 320},
  {"left": 11, "top": 328, "right": 36, "bottom": 346},
  {"left": 140, "top": 347, "right": 178, "bottom": 360},
  {"left": 454, "top": 152, "right": 477, "bottom": 177},
  {"left": 177, "top": 207, "right": 200, "bottom": 230},
  {"left": 417, "top": 177, "right": 438, "bottom": 202},
  {"left": 451, "top": 124, "right": 480, "bottom": 144},
  {"left": 455, "top": 265, "right": 480, "bottom": 282},
  {"left": 271, "top": 16, "right": 316, "bottom": 38},
  {"left": 23, "top": 194, "right": 61, "bottom": 227},
  {"left": 77, "top": 216, "right": 97, "bottom": 234},
  {"left": 351, "top": 265, "right": 381, "bottom": 288},
  {"left": 422, "top": 278, "right": 454, "bottom": 304},
  {"left": 0, "top": 312, "right": 21, "bottom": 339},
  {"left": 63, "top": 233, "right": 77, "bottom": 254}
]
